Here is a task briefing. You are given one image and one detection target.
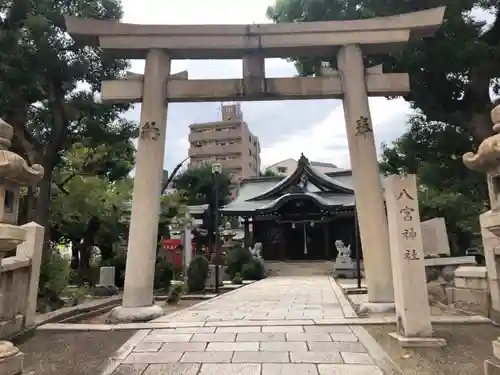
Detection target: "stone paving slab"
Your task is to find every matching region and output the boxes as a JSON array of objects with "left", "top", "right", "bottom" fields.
[{"left": 102, "top": 277, "right": 401, "bottom": 375}]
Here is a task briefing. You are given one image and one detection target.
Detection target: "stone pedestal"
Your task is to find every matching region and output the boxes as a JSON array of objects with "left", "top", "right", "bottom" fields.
[
  {"left": 337, "top": 44, "right": 394, "bottom": 305},
  {"left": 93, "top": 266, "right": 118, "bottom": 297},
  {"left": 205, "top": 264, "right": 225, "bottom": 291},
  {"left": 485, "top": 338, "right": 500, "bottom": 375},
  {"left": 385, "top": 174, "right": 445, "bottom": 347},
  {"left": 334, "top": 256, "right": 364, "bottom": 278},
  {"left": 445, "top": 266, "right": 489, "bottom": 316},
  {"left": 109, "top": 49, "right": 171, "bottom": 322}
]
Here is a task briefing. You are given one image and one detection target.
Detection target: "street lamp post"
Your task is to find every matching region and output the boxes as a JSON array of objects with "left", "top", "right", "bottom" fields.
[{"left": 212, "top": 163, "right": 221, "bottom": 294}]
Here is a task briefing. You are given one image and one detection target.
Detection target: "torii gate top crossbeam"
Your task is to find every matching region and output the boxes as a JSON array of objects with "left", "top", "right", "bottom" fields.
[{"left": 65, "top": 7, "right": 445, "bottom": 59}]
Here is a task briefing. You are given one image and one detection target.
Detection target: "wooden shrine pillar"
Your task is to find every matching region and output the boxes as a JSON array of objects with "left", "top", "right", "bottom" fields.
[
  {"left": 279, "top": 223, "right": 286, "bottom": 260},
  {"left": 324, "top": 221, "right": 330, "bottom": 260},
  {"left": 243, "top": 218, "right": 250, "bottom": 249}
]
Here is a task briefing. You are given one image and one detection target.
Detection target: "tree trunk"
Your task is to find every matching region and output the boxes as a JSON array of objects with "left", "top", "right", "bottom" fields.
[
  {"left": 71, "top": 238, "right": 79, "bottom": 270},
  {"left": 34, "top": 167, "right": 54, "bottom": 265}
]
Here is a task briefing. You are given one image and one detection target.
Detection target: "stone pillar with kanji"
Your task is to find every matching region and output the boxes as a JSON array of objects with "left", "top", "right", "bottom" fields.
[
  {"left": 337, "top": 44, "right": 394, "bottom": 310},
  {"left": 385, "top": 174, "right": 445, "bottom": 347}
]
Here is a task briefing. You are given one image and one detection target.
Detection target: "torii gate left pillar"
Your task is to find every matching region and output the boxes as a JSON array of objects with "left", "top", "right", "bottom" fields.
[{"left": 109, "top": 49, "right": 171, "bottom": 321}]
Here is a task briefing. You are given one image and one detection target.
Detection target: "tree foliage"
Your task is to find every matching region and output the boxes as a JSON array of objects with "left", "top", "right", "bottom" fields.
[
  {"left": 174, "top": 164, "right": 232, "bottom": 249},
  {"left": 0, "top": 0, "right": 137, "bottom": 254},
  {"left": 266, "top": 0, "right": 500, "bottom": 141},
  {"left": 174, "top": 164, "right": 232, "bottom": 207},
  {"left": 260, "top": 169, "right": 279, "bottom": 177},
  {"left": 380, "top": 114, "right": 488, "bottom": 252},
  {"left": 49, "top": 142, "right": 134, "bottom": 282}
]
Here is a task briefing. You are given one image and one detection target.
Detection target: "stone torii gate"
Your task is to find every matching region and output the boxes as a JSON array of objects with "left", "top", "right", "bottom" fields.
[{"left": 65, "top": 7, "right": 445, "bottom": 321}]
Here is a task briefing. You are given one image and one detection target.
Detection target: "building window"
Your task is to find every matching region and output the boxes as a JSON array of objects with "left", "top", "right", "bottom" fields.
[{"left": 277, "top": 167, "right": 287, "bottom": 173}]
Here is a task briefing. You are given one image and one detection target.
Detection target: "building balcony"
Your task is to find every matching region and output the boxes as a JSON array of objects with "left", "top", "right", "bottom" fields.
[
  {"left": 189, "top": 157, "right": 243, "bottom": 170},
  {"left": 219, "top": 158, "right": 244, "bottom": 170},
  {"left": 188, "top": 143, "right": 242, "bottom": 157},
  {"left": 189, "top": 129, "right": 242, "bottom": 143}
]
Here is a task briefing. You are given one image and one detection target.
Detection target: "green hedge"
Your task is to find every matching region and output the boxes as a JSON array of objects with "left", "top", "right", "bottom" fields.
[
  {"left": 187, "top": 255, "right": 209, "bottom": 292},
  {"left": 241, "top": 259, "right": 266, "bottom": 280},
  {"left": 226, "top": 247, "right": 252, "bottom": 278}
]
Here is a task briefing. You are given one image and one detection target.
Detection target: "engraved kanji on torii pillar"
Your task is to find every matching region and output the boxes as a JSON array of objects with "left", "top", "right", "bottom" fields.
[{"left": 337, "top": 47, "right": 396, "bottom": 310}]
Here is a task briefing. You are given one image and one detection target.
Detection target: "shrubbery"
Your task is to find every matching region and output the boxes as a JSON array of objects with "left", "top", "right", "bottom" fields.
[
  {"left": 38, "top": 249, "right": 71, "bottom": 311},
  {"left": 40, "top": 250, "right": 71, "bottom": 297},
  {"left": 154, "top": 258, "right": 175, "bottom": 292},
  {"left": 226, "top": 247, "right": 252, "bottom": 278},
  {"left": 167, "top": 283, "right": 184, "bottom": 304},
  {"left": 231, "top": 272, "right": 243, "bottom": 285},
  {"left": 242, "top": 259, "right": 266, "bottom": 280},
  {"left": 187, "top": 255, "right": 209, "bottom": 292}
]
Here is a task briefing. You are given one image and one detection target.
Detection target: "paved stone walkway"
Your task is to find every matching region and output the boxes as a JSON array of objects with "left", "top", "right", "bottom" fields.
[{"left": 104, "top": 277, "right": 395, "bottom": 375}]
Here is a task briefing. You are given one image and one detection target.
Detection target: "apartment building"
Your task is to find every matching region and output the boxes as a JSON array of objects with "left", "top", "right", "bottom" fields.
[{"left": 188, "top": 103, "right": 261, "bottom": 186}]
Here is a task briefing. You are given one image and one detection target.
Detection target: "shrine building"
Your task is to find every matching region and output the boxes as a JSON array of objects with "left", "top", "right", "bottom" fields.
[{"left": 220, "top": 154, "right": 361, "bottom": 261}]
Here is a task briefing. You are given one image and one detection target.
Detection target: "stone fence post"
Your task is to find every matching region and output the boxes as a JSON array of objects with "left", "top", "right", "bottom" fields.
[{"left": 15, "top": 222, "right": 45, "bottom": 327}]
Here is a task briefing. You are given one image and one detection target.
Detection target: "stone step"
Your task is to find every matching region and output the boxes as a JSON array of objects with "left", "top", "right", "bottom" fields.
[{"left": 264, "top": 261, "right": 334, "bottom": 276}]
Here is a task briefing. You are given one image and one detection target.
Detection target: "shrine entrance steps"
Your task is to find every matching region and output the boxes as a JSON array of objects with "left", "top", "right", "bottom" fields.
[{"left": 265, "top": 261, "right": 334, "bottom": 277}]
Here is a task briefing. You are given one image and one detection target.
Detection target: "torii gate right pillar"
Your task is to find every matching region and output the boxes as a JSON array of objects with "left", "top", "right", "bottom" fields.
[{"left": 338, "top": 45, "right": 394, "bottom": 308}]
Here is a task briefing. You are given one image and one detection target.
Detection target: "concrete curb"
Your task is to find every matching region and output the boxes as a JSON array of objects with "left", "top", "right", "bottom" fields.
[
  {"left": 352, "top": 325, "right": 405, "bottom": 375},
  {"left": 35, "top": 314, "right": 493, "bottom": 332},
  {"left": 329, "top": 276, "right": 358, "bottom": 318},
  {"left": 32, "top": 296, "right": 122, "bottom": 327}
]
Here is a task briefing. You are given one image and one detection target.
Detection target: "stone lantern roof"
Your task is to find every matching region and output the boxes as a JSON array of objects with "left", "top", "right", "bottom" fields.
[{"left": 0, "top": 119, "right": 44, "bottom": 186}]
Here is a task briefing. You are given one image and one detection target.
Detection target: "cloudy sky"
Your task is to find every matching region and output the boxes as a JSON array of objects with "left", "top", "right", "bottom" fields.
[{"left": 121, "top": 0, "right": 414, "bottom": 172}]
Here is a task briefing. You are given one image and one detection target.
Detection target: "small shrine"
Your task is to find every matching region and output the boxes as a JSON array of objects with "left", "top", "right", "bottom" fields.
[{"left": 220, "top": 154, "right": 360, "bottom": 261}]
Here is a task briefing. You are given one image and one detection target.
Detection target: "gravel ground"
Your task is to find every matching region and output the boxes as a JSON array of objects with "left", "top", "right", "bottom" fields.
[
  {"left": 366, "top": 323, "right": 500, "bottom": 375},
  {"left": 18, "top": 331, "right": 135, "bottom": 375}
]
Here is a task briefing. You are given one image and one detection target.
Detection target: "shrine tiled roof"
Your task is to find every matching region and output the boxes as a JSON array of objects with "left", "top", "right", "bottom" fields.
[{"left": 220, "top": 154, "right": 356, "bottom": 216}]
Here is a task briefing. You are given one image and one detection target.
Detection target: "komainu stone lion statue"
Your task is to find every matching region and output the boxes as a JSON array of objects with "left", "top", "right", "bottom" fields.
[
  {"left": 335, "top": 240, "right": 351, "bottom": 257},
  {"left": 463, "top": 105, "right": 500, "bottom": 172}
]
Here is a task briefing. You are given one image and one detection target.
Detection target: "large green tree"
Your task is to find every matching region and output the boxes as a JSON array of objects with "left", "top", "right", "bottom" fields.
[
  {"left": 267, "top": 0, "right": 500, "bottom": 141},
  {"left": 0, "top": 0, "right": 137, "bottom": 257},
  {"left": 174, "top": 164, "right": 232, "bottom": 207},
  {"left": 174, "top": 164, "right": 232, "bottom": 250},
  {"left": 49, "top": 142, "right": 134, "bottom": 282},
  {"left": 380, "top": 114, "right": 488, "bottom": 252}
]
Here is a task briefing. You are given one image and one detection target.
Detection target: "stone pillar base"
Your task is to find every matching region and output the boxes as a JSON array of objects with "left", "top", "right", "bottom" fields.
[
  {"left": 389, "top": 332, "right": 446, "bottom": 348},
  {"left": 0, "top": 342, "right": 23, "bottom": 375},
  {"left": 358, "top": 302, "right": 395, "bottom": 314},
  {"left": 485, "top": 358, "right": 500, "bottom": 375},
  {"left": 108, "top": 304, "right": 164, "bottom": 323}
]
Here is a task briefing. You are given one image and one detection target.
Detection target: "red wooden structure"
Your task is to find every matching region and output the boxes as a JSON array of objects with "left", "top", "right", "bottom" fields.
[{"left": 162, "top": 238, "right": 196, "bottom": 267}]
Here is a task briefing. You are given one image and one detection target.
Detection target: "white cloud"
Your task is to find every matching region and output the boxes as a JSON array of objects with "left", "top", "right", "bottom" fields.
[
  {"left": 261, "top": 98, "right": 412, "bottom": 168},
  {"left": 119, "top": 0, "right": 412, "bottom": 172}
]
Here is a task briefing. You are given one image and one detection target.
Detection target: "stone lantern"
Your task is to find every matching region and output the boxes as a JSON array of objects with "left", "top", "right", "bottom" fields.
[
  {"left": 0, "top": 119, "right": 43, "bottom": 375},
  {"left": 462, "top": 104, "right": 500, "bottom": 374}
]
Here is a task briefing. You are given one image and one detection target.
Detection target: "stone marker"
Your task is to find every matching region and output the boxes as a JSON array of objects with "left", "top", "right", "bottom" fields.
[
  {"left": 385, "top": 174, "right": 446, "bottom": 347},
  {"left": 421, "top": 217, "right": 451, "bottom": 257},
  {"left": 93, "top": 266, "right": 118, "bottom": 297}
]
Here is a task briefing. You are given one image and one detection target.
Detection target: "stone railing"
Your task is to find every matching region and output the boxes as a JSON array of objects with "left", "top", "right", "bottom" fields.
[
  {"left": 0, "top": 223, "right": 44, "bottom": 339},
  {"left": 0, "top": 257, "right": 31, "bottom": 337}
]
